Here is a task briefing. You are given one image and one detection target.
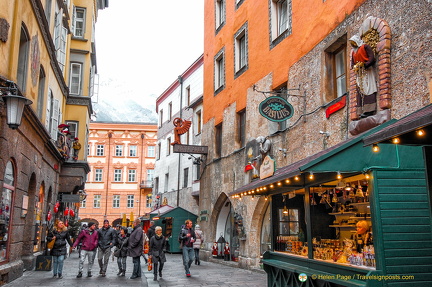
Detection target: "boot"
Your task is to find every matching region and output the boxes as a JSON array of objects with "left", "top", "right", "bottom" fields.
[
  {"left": 195, "top": 258, "right": 197, "bottom": 265},
  {"left": 120, "top": 270, "right": 125, "bottom": 277},
  {"left": 117, "top": 269, "right": 122, "bottom": 276},
  {"left": 87, "top": 271, "right": 92, "bottom": 277},
  {"left": 153, "top": 275, "right": 157, "bottom": 281},
  {"left": 159, "top": 270, "right": 162, "bottom": 278},
  {"left": 76, "top": 272, "right": 82, "bottom": 278}
]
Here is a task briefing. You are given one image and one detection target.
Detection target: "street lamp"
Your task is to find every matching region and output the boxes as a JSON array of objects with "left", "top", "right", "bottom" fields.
[{"left": 1, "top": 92, "right": 32, "bottom": 129}]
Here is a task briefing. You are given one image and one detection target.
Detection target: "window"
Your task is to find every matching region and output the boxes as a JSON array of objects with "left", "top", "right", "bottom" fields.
[
  {"left": 127, "top": 195, "right": 134, "bottom": 208},
  {"left": 196, "top": 110, "right": 202, "bottom": 134},
  {"left": 146, "top": 194, "right": 152, "bottom": 208},
  {"left": 154, "top": 177, "right": 159, "bottom": 194},
  {"left": 69, "top": 63, "right": 82, "bottom": 95},
  {"left": 157, "top": 142, "right": 161, "bottom": 160},
  {"left": 114, "top": 169, "right": 122, "bottom": 182},
  {"left": 270, "top": 0, "right": 292, "bottom": 47},
  {"left": 45, "top": 90, "right": 60, "bottom": 140},
  {"left": 113, "top": 195, "right": 120, "bottom": 208},
  {"left": 128, "top": 169, "right": 136, "bottom": 182},
  {"left": 72, "top": 6, "right": 85, "bottom": 38},
  {"left": 214, "top": 48, "right": 225, "bottom": 94},
  {"left": 195, "top": 163, "right": 201, "bottom": 180},
  {"left": 115, "top": 145, "right": 123, "bottom": 156},
  {"left": 93, "top": 194, "right": 101, "bottom": 208},
  {"left": 159, "top": 109, "right": 163, "bottom": 127},
  {"left": 168, "top": 102, "right": 172, "bottom": 121},
  {"left": 215, "top": 0, "right": 226, "bottom": 30},
  {"left": 148, "top": 146, "right": 155, "bottom": 157},
  {"left": 237, "top": 109, "right": 246, "bottom": 147},
  {"left": 96, "top": 145, "right": 104, "bottom": 156},
  {"left": 147, "top": 169, "right": 154, "bottom": 182},
  {"left": 183, "top": 168, "right": 189, "bottom": 188},
  {"left": 80, "top": 197, "right": 86, "bottom": 208},
  {"left": 17, "top": 25, "right": 30, "bottom": 92},
  {"left": 324, "top": 36, "right": 348, "bottom": 102},
  {"left": 129, "top": 145, "right": 137, "bottom": 157},
  {"left": 53, "top": 4, "right": 66, "bottom": 72},
  {"left": 167, "top": 138, "right": 171, "bottom": 156},
  {"left": 37, "top": 67, "right": 46, "bottom": 119},
  {"left": 236, "top": 0, "right": 245, "bottom": 9},
  {"left": 1, "top": 162, "right": 15, "bottom": 262},
  {"left": 186, "top": 86, "right": 191, "bottom": 105},
  {"left": 95, "top": 169, "right": 103, "bottom": 182},
  {"left": 65, "top": 121, "right": 78, "bottom": 139},
  {"left": 215, "top": 123, "right": 223, "bottom": 157},
  {"left": 234, "top": 23, "right": 248, "bottom": 77},
  {"left": 164, "top": 173, "right": 169, "bottom": 192}
]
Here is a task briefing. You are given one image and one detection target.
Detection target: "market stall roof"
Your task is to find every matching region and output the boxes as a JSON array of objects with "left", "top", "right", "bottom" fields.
[
  {"left": 363, "top": 104, "right": 432, "bottom": 146},
  {"left": 230, "top": 119, "right": 397, "bottom": 197},
  {"left": 150, "top": 205, "right": 175, "bottom": 215}
]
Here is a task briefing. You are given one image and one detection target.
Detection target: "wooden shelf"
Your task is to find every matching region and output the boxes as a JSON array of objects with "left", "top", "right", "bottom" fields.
[{"left": 329, "top": 225, "right": 356, "bottom": 228}]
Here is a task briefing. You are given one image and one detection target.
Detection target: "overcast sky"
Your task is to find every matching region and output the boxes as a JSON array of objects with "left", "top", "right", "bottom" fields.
[{"left": 95, "top": 0, "right": 204, "bottom": 103}]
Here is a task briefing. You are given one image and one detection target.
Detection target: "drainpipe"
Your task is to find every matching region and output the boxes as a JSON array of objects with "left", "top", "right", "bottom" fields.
[
  {"left": 139, "top": 133, "right": 145, "bottom": 216},
  {"left": 104, "top": 131, "right": 112, "bottom": 220},
  {"left": 176, "top": 75, "right": 183, "bottom": 207}
]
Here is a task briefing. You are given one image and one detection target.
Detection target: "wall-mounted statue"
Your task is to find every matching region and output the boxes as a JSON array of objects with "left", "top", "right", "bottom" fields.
[{"left": 171, "top": 117, "right": 191, "bottom": 145}]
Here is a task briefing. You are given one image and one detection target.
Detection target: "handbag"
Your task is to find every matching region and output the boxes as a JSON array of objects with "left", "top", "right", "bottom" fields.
[
  {"left": 148, "top": 256, "right": 152, "bottom": 271},
  {"left": 143, "top": 242, "right": 149, "bottom": 254},
  {"left": 47, "top": 238, "right": 55, "bottom": 250},
  {"left": 113, "top": 240, "right": 125, "bottom": 257}
]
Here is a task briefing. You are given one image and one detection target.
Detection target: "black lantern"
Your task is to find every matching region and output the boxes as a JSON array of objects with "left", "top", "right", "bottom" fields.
[
  {"left": 1, "top": 92, "right": 32, "bottom": 129},
  {"left": 216, "top": 235, "right": 226, "bottom": 259}
]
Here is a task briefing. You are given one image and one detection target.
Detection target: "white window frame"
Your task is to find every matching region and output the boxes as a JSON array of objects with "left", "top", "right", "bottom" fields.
[
  {"left": 115, "top": 145, "right": 123, "bottom": 157},
  {"left": 215, "top": 0, "right": 225, "bottom": 29},
  {"left": 127, "top": 195, "right": 134, "bottom": 208},
  {"left": 113, "top": 195, "right": 120, "bottom": 208},
  {"left": 128, "top": 169, "right": 136, "bottom": 182},
  {"left": 148, "top": 146, "right": 155, "bottom": 157},
  {"left": 334, "top": 48, "right": 347, "bottom": 98},
  {"left": 114, "top": 169, "right": 122, "bottom": 182},
  {"left": 69, "top": 62, "right": 82, "bottom": 95},
  {"left": 96, "top": 145, "right": 104, "bottom": 156},
  {"left": 129, "top": 145, "right": 137, "bottom": 157},
  {"left": 270, "top": 0, "right": 292, "bottom": 45},
  {"left": 147, "top": 169, "right": 154, "bottom": 182},
  {"left": 80, "top": 197, "right": 86, "bottom": 208},
  {"left": 93, "top": 195, "right": 101, "bottom": 208},
  {"left": 234, "top": 23, "right": 248, "bottom": 75},
  {"left": 95, "top": 169, "right": 103, "bottom": 182},
  {"left": 73, "top": 6, "right": 85, "bottom": 38}
]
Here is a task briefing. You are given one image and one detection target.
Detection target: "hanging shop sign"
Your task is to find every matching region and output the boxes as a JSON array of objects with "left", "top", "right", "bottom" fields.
[
  {"left": 173, "top": 144, "right": 208, "bottom": 154},
  {"left": 260, "top": 155, "right": 276, "bottom": 179},
  {"left": 259, "top": 96, "right": 294, "bottom": 122}
]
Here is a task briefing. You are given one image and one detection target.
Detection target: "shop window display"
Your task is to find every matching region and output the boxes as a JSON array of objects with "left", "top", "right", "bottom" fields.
[
  {"left": 0, "top": 161, "right": 14, "bottom": 262},
  {"left": 272, "top": 175, "right": 375, "bottom": 269}
]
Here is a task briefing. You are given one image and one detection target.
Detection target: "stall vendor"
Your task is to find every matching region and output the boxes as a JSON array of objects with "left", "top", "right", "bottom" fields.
[{"left": 352, "top": 220, "right": 373, "bottom": 253}]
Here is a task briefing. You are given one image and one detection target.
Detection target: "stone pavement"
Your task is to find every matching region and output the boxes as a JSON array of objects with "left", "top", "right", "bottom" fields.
[{"left": 4, "top": 251, "right": 267, "bottom": 287}]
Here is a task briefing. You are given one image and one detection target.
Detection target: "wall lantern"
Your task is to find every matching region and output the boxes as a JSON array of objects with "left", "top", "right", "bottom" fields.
[
  {"left": 78, "top": 189, "right": 87, "bottom": 202},
  {"left": 1, "top": 92, "right": 32, "bottom": 129}
]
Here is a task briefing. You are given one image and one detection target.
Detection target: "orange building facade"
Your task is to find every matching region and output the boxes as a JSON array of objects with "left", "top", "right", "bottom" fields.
[{"left": 80, "top": 122, "right": 157, "bottom": 226}]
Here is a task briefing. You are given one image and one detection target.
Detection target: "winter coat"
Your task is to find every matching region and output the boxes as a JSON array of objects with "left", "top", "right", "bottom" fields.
[
  {"left": 72, "top": 228, "right": 98, "bottom": 251},
  {"left": 115, "top": 234, "right": 129, "bottom": 257},
  {"left": 179, "top": 227, "right": 196, "bottom": 248},
  {"left": 97, "top": 225, "right": 117, "bottom": 250},
  {"left": 147, "top": 225, "right": 156, "bottom": 241},
  {"left": 193, "top": 229, "right": 204, "bottom": 249},
  {"left": 149, "top": 234, "right": 166, "bottom": 264},
  {"left": 127, "top": 225, "right": 143, "bottom": 257},
  {"left": 47, "top": 228, "right": 73, "bottom": 256}
]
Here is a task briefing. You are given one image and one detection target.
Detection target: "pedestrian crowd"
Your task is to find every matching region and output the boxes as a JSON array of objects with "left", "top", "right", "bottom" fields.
[{"left": 46, "top": 218, "right": 205, "bottom": 282}]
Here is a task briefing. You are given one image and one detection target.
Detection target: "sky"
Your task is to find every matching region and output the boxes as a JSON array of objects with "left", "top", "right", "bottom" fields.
[{"left": 95, "top": 0, "right": 204, "bottom": 104}]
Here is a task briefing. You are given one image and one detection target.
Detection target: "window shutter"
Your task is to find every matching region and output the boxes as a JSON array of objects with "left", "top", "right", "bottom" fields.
[
  {"left": 51, "top": 99, "right": 60, "bottom": 140},
  {"left": 45, "top": 90, "right": 52, "bottom": 130}
]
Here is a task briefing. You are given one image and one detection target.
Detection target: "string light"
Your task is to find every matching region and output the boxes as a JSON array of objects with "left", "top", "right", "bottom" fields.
[
  {"left": 372, "top": 144, "right": 380, "bottom": 153},
  {"left": 294, "top": 176, "right": 300, "bottom": 181},
  {"left": 277, "top": 182, "right": 282, "bottom": 186},
  {"left": 309, "top": 172, "right": 314, "bottom": 180},
  {"left": 285, "top": 179, "right": 290, "bottom": 184},
  {"left": 417, "top": 129, "right": 425, "bottom": 136},
  {"left": 337, "top": 171, "right": 342, "bottom": 179},
  {"left": 392, "top": 137, "right": 400, "bottom": 144}
]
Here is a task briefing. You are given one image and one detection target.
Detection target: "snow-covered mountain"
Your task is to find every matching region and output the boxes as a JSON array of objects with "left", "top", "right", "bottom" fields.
[{"left": 92, "top": 96, "right": 157, "bottom": 123}]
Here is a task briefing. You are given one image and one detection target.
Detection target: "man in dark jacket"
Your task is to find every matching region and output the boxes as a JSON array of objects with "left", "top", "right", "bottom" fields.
[
  {"left": 179, "top": 219, "right": 196, "bottom": 277},
  {"left": 97, "top": 219, "right": 116, "bottom": 277},
  {"left": 128, "top": 218, "right": 144, "bottom": 279},
  {"left": 72, "top": 222, "right": 98, "bottom": 278},
  {"left": 147, "top": 220, "right": 156, "bottom": 240}
]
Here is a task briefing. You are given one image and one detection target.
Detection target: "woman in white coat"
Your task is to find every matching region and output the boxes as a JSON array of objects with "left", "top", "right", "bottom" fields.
[{"left": 193, "top": 225, "right": 204, "bottom": 265}]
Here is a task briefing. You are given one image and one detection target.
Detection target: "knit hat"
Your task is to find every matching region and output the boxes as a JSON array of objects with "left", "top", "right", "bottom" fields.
[
  {"left": 103, "top": 219, "right": 109, "bottom": 224},
  {"left": 88, "top": 222, "right": 95, "bottom": 228},
  {"left": 195, "top": 225, "right": 200, "bottom": 229}
]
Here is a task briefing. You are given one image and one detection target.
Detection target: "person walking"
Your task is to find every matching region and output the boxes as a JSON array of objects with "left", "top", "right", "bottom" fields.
[
  {"left": 46, "top": 220, "right": 73, "bottom": 279},
  {"left": 147, "top": 220, "right": 156, "bottom": 241},
  {"left": 72, "top": 222, "right": 98, "bottom": 278},
  {"left": 149, "top": 226, "right": 166, "bottom": 281},
  {"left": 97, "top": 219, "right": 117, "bottom": 277},
  {"left": 127, "top": 218, "right": 143, "bottom": 279},
  {"left": 178, "top": 219, "right": 196, "bottom": 277},
  {"left": 193, "top": 224, "right": 204, "bottom": 265},
  {"left": 115, "top": 227, "right": 129, "bottom": 277}
]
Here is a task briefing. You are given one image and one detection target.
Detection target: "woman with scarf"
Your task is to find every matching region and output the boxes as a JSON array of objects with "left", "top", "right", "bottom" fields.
[
  {"left": 149, "top": 226, "right": 167, "bottom": 281},
  {"left": 46, "top": 220, "right": 73, "bottom": 279},
  {"left": 115, "top": 227, "right": 129, "bottom": 276}
]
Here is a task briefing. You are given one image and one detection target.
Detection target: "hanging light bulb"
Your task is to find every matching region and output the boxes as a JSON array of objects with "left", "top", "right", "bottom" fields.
[
  {"left": 372, "top": 144, "right": 380, "bottom": 152},
  {"left": 337, "top": 171, "right": 342, "bottom": 179},
  {"left": 392, "top": 137, "right": 400, "bottom": 144},
  {"left": 417, "top": 129, "right": 425, "bottom": 137},
  {"left": 283, "top": 205, "right": 288, "bottom": 214},
  {"left": 309, "top": 172, "right": 314, "bottom": 180}
]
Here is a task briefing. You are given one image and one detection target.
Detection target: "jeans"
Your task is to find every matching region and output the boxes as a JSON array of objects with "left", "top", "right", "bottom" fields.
[
  {"left": 52, "top": 255, "right": 65, "bottom": 275},
  {"left": 78, "top": 250, "right": 96, "bottom": 273},
  {"left": 117, "top": 256, "right": 126, "bottom": 271},
  {"left": 132, "top": 256, "right": 142, "bottom": 277},
  {"left": 97, "top": 247, "right": 112, "bottom": 273},
  {"left": 182, "top": 246, "right": 194, "bottom": 274},
  {"left": 194, "top": 248, "right": 200, "bottom": 263}
]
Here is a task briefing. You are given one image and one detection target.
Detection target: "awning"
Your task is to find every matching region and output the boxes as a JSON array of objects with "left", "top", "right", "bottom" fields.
[
  {"left": 230, "top": 120, "right": 397, "bottom": 197},
  {"left": 363, "top": 104, "right": 432, "bottom": 146}
]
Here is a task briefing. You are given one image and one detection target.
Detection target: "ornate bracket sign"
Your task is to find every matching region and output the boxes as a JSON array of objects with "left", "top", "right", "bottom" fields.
[
  {"left": 260, "top": 155, "right": 276, "bottom": 179},
  {"left": 259, "top": 96, "right": 294, "bottom": 122}
]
